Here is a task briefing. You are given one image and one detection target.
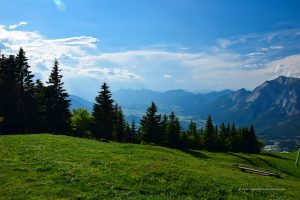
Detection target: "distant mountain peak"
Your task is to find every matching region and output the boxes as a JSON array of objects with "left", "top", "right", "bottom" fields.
[
  {"left": 273, "top": 75, "right": 300, "bottom": 84},
  {"left": 236, "top": 88, "right": 248, "bottom": 93}
]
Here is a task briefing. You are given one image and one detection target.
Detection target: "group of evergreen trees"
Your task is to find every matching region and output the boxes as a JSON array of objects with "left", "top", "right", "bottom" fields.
[
  {"left": 183, "top": 116, "right": 262, "bottom": 153},
  {"left": 0, "top": 48, "right": 70, "bottom": 134},
  {"left": 137, "top": 103, "right": 261, "bottom": 153},
  {"left": 140, "top": 103, "right": 181, "bottom": 148},
  {"left": 86, "top": 83, "right": 262, "bottom": 153},
  {"left": 0, "top": 48, "right": 262, "bottom": 153},
  {"left": 91, "top": 83, "right": 137, "bottom": 143}
]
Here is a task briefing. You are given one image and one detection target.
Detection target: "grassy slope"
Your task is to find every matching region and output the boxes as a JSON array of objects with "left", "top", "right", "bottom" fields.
[{"left": 0, "top": 134, "right": 299, "bottom": 199}]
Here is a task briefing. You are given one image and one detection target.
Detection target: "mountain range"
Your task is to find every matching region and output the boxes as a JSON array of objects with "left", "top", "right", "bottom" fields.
[
  {"left": 70, "top": 76, "right": 300, "bottom": 139},
  {"left": 201, "top": 76, "right": 300, "bottom": 138}
]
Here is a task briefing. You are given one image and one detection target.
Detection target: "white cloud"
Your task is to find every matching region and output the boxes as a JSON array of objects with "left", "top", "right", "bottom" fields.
[
  {"left": 77, "top": 67, "right": 143, "bottom": 81},
  {"left": 266, "top": 54, "right": 300, "bottom": 78},
  {"left": 269, "top": 45, "right": 284, "bottom": 50},
  {"left": 0, "top": 23, "right": 300, "bottom": 96},
  {"left": 54, "top": 0, "right": 66, "bottom": 11},
  {"left": 0, "top": 24, "right": 141, "bottom": 86},
  {"left": 9, "top": 22, "right": 28, "bottom": 30},
  {"left": 217, "top": 38, "right": 237, "bottom": 49},
  {"left": 246, "top": 52, "right": 265, "bottom": 57},
  {"left": 164, "top": 74, "right": 172, "bottom": 79},
  {"left": 260, "top": 47, "right": 269, "bottom": 52}
]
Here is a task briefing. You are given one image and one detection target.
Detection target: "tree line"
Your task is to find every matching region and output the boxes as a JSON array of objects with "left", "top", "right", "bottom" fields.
[
  {"left": 0, "top": 48, "right": 262, "bottom": 153},
  {"left": 0, "top": 48, "right": 70, "bottom": 134}
]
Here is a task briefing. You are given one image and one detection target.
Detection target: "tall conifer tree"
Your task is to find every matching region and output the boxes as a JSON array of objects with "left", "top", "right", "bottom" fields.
[
  {"left": 187, "top": 120, "right": 198, "bottom": 149},
  {"left": 166, "top": 111, "right": 181, "bottom": 148},
  {"left": 92, "top": 83, "right": 114, "bottom": 140},
  {"left": 160, "top": 114, "right": 168, "bottom": 145},
  {"left": 204, "top": 115, "right": 216, "bottom": 151},
  {"left": 15, "top": 48, "right": 37, "bottom": 132},
  {"left": 112, "top": 105, "right": 126, "bottom": 141},
  {"left": 45, "top": 59, "right": 71, "bottom": 133}
]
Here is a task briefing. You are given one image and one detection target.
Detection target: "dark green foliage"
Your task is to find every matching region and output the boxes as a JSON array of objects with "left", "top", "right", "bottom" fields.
[
  {"left": 92, "top": 83, "right": 114, "bottom": 140},
  {"left": 15, "top": 48, "right": 38, "bottom": 133},
  {"left": 204, "top": 115, "right": 217, "bottom": 151},
  {"left": 180, "top": 131, "right": 189, "bottom": 149},
  {"left": 112, "top": 105, "right": 126, "bottom": 142},
  {"left": 239, "top": 125, "right": 261, "bottom": 153},
  {"left": 140, "top": 102, "right": 162, "bottom": 144},
  {"left": 160, "top": 114, "right": 168, "bottom": 145},
  {"left": 186, "top": 120, "right": 200, "bottom": 149},
  {"left": 130, "top": 121, "right": 138, "bottom": 143},
  {"left": 217, "top": 123, "right": 233, "bottom": 152},
  {"left": 0, "top": 50, "right": 70, "bottom": 134},
  {"left": 124, "top": 121, "right": 138, "bottom": 143},
  {"left": 217, "top": 123, "right": 226, "bottom": 151},
  {"left": 230, "top": 123, "right": 239, "bottom": 152},
  {"left": 165, "top": 111, "right": 181, "bottom": 148},
  {"left": 0, "top": 55, "right": 19, "bottom": 133},
  {"left": 0, "top": 49, "right": 38, "bottom": 133},
  {"left": 33, "top": 79, "right": 47, "bottom": 132},
  {"left": 45, "top": 59, "right": 71, "bottom": 134}
]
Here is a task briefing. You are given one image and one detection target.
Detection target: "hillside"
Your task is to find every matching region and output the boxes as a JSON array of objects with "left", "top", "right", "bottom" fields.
[{"left": 1, "top": 134, "right": 300, "bottom": 199}]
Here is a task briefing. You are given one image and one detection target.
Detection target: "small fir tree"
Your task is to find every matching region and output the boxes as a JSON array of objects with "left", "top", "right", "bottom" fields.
[
  {"left": 92, "top": 82, "right": 115, "bottom": 140},
  {"left": 140, "top": 102, "right": 162, "bottom": 144}
]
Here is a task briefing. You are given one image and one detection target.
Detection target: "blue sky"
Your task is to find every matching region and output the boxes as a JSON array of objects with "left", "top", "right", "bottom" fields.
[{"left": 1, "top": 0, "right": 300, "bottom": 100}]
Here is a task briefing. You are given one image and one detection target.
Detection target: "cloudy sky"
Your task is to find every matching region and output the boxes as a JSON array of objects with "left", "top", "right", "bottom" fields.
[{"left": 1, "top": 0, "right": 300, "bottom": 100}]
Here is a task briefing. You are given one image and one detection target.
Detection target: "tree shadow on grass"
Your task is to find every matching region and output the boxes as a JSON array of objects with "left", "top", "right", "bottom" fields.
[
  {"left": 226, "top": 152, "right": 258, "bottom": 167},
  {"left": 181, "top": 149, "right": 210, "bottom": 159},
  {"left": 259, "top": 152, "right": 293, "bottom": 161},
  {"left": 249, "top": 154, "right": 299, "bottom": 178}
]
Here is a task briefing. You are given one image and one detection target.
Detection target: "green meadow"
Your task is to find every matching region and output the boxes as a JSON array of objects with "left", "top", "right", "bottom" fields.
[{"left": 1, "top": 134, "right": 299, "bottom": 199}]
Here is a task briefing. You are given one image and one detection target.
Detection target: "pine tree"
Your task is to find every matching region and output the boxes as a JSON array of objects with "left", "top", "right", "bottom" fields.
[
  {"left": 124, "top": 123, "right": 131, "bottom": 142},
  {"left": 249, "top": 125, "right": 260, "bottom": 153},
  {"left": 140, "top": 102, "right": 161, "bottom": 144},
  {"left": 125, "top": 121, "right": 137, "bottom": 143},
  {"left": 230, "top": 123, "right": 239, "bottom": 152},
  {"left": 166, "top": 111, "right": 181, "bottom": 148},
  {"left": 187, "top": 120, "right": 199, "bottom": 149},
  {"left": 0, "top": 54, "right": 7, "bottom": 134},
  {"left": 204, "top": 115, "right": 216, "bottom": 151},
  {"left": 112, "top": 105, "right": 126, "bottom": 142},
  {"left": 160, "top": 114, "right": 168, "bottom": 145},
  {"left": 92, "top": 82, "right": 114, "bottom": 140},
  {"left": 15, "top": 48, "right": 37, "bottom": 132},
  {"left": 0, "top": 55, "right": 20, "bottom": 133},
  {"left": 45, "top": 59, "right": 71, "bottom": 134},
  {"left": 180, "top": 131, "right": 189, "bottom": 149},
  {"left": 34, "top": 79, "right": 47, "bottom": 132},
  {"left": 217, "top": 122, "right": 226, "bottom": 152},
  {"left": 187, "top": 120, "right": 197, "bottom": 136},
  {"left": 130, "top": 121, "right": 136, "bottom": 137},
  {"left": 240, "top": 125, "right": 260, "bottom": 153}
]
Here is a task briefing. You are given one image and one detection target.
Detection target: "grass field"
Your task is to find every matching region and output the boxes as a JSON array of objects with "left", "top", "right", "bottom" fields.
[{"left": 0, "top": 134, "right": 300, "bottom": 199}]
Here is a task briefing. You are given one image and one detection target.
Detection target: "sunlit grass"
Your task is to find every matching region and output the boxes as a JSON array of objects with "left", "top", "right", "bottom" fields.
[{"left": 0, "top": 134, "right": 299, "bottom": 199}]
